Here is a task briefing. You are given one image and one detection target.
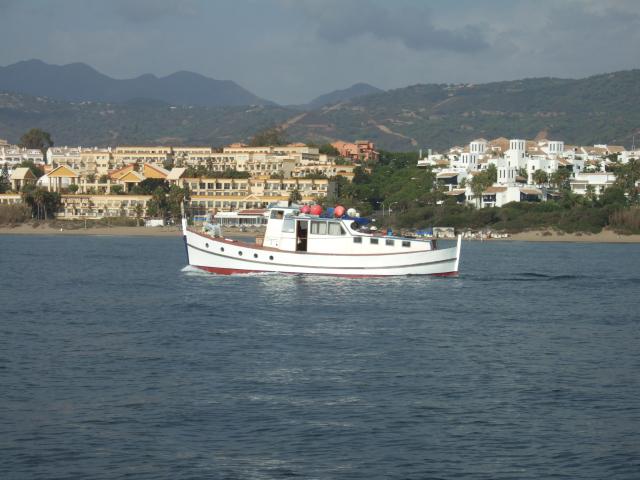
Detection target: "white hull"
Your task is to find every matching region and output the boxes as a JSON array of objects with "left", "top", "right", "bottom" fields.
[{"left": 183, "top": 229, "right": 461, "bottom": 277}]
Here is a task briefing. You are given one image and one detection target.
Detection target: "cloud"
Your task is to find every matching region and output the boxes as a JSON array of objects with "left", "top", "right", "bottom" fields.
[
  {"left": 293, "top": 0, "right": 489, "bottom": 53},
  {"left": 110, "top": 0, "right": 198, "bottom": 23},
  {"left": 0, "top": 0, "right": 16, "bottom": 10}
]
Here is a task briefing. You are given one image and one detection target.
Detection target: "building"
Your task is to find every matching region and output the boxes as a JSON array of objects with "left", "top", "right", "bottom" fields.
[
  {"left": 570, "top": 172, "right": 616, "bottom": 196},
  {"left": 9, "top": 168, "right": 37, "bottom": 191},
  {"left": 331, "top": 140, "right": 378, "bottom": 162},
  {"left": 113, "top": 146, "right": 172, "bottom": 168},
  {"left": 0, "top": 145, "right": 44, "bottom": 168},
  {"left": 56, "top": 194, "right": 150, "bottom": 219}
]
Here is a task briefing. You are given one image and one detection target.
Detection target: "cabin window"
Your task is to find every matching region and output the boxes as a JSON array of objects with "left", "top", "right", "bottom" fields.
[
  {"left": 311, "top": 221, "right": 328, "bottom": 235},
  {"left": 328, "top": 222, "right": 346, "bottom": 236},
  {"left": 386, "top": 239, "right": 395, "bottom": 246},
  {"left": 238, "top": 251, "right": 243, "bottom": 256},
  {"left": 205, "top": 243, "right": 209, "bottom": 248},
  {"left": 269, "top": 255, "right": 274, "bottom": 261},
  {"left": 220, "top": 247, "right": 225, "bottom": 252},
  {"left": 353, "top": 237, "right": 362, "bottom": 244},
  {"left": 270, "top": 210, "right": 284, "bottom": 219},
  {"left": 402, "top": 241, "right": 411, "bottom": 248},
  {"left": 370, "top": 238, "right": 379, "bottom": 245},
  {"left": 254, "top": 253, "right": 258, "bottom": 258},
  {"left": 282, "top": 218, "right": 295, "bottom": 233}
]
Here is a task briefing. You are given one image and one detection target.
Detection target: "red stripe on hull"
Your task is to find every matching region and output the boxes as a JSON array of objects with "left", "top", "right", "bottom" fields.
[
  {"left": 194, "top": 265, "right": 458, "bottom": 278},
  {"left": 196, "top": 266, "right": 266, "bottom": 275},
  {"left": 431, "top": 271, "right": 459, "bottom": 277}
]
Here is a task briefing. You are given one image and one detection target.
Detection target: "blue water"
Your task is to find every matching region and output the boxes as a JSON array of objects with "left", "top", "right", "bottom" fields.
[{"left": 1, "top": 234, "right": 639, "bottom": 479}]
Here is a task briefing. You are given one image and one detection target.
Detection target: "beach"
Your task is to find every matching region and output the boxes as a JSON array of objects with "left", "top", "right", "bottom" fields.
[
  {"left": 0, "top": 223, "right": 265, "bottom": 238},
  {"left": 500, "top": 229, "right": 640, "bottom": 243},
  {"left": 1, "top": 223, "right": 639, "bottom": 243}
]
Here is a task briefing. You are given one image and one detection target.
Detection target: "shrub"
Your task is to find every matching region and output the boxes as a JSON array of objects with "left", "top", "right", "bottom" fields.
[
  {"left": 0, "top": 204, "right": 31, "bottom": 225},
  {"left": 609, "top": 208, "right": 640, "bottom": 234}
]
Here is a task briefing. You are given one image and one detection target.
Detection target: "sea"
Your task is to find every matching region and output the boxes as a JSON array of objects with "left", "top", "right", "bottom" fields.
[{"left": 0, "top": 234, "right": 639, "bottom": 479}]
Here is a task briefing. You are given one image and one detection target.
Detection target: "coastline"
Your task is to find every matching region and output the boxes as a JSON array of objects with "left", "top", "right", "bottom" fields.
[
  {"left": 494, "top": 229, "right": 640, "bottom": 243},
  {"left": 0, "top": 223, "right": 261, "bottom": 238},
  {"left": 1, "top": 223, "right": 639, "bottom": 243}
]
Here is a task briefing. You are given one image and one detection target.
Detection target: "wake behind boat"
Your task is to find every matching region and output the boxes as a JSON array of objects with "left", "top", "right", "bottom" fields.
[{"left": 181, "top": 203, "right": 461, "bottom": 277}]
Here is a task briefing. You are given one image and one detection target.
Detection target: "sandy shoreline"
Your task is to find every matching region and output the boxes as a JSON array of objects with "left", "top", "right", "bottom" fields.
[
  {"left": 494, "top": 229, "right": 640, "bottom": 243},
  {"left": 0, "top": 224, "right": 261, "bottom": 238},
  {"left": 1, "top": 224, "right": 638, "bottom": 243}
]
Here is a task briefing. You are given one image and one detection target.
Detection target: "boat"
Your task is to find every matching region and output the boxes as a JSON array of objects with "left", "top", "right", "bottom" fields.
[{"left": 181, "top": 203, "right": 461, "bottom": 277}]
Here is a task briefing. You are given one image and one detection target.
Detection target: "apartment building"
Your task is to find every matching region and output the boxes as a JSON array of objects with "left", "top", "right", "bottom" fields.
[
  {"left": 113, "top": 146, "right": 172, "bottom": 167},
  {"left": 57, "top": 194, "right": 150, "bottom": 219}
]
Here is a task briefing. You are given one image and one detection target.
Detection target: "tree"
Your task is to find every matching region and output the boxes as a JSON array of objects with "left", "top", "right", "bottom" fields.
[
  {"left": 19, "top": 128, "right": 54, "bottom": 159},
  {"left": 517, "top": 166, "right": 528, "bottom": 179},
  {"left": 134, "top": 203, "right": 144, "bottom": 226},
  {"left": 132, "top": 178, "right": 168, "bottom": 195},
  {"left": 600, "top": 185, "right": 627, "bottom": 207},
  {"left": 289, "top": 188, "right": 302, "bottom": 205},
  {"left": 110, "top": 185, "right": 124, "bottom": 195},
  {"left": 67, "top": 184, "right": 79, "bottom": 194},
  {"left": 249, "top": 127, "right": 288, "bottom": 147},
  {"left": 166, "top": 185, "right": 189, "bottom": 220},
  {"left": 147, "top": 186, "right": 168, "bottom": 219},
  {"left": 550, "top": 169, "right": 571, "bottom": 190},
  {"left": 584, "top": 184, "right": 597, "bottom": 205},
  {"left": 319, "top": 143, "right": 340, "bottom": 156},
  {"left": 0, "top": 164, "right": 10, "bottom": 193},
  {"left": 21, "top": 185, "right": 60, "bottom": 220},
  {"left": 614, "top": 158, "right": 640, "bottom": 204},
  {"left": 19, "top": 160, "right": 45, "bottom": 178},
  {"left": 470, "top": 172, "right": 493, "bottom": 208},
  {"left": 532, "top": 169, "right": 548, "bottom": 186},
  {"left": 486, "top": 163, "right": 498, "bottom": 183}
]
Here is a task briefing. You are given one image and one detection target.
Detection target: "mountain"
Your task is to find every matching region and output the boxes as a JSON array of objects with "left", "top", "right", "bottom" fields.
[
  {"left": 283, "top": 70, "right": 640, "bottom": 150},
  {"left": 1, "top": 70, "right": 639, "bottom": 150},
  {"left": 0, "top": 92, "right": 292, "bottom": 146},
  {"left": 304, "top": 83, "right": 383, "bottom": 109},
  {"left": 0, "top": 59, "right": 273, "bottom": 107}
]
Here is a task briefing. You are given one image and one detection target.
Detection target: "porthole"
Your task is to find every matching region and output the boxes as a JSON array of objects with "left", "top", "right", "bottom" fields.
[
  {"left": 254, "top": 253, "right": 258, "bottom": 259},
  {"left": 220, "top": 247, "right": 225, "bottom": 252},
  {"left": 205, "top": 243, "right": 209, "bottom": 248},
  {"left": 238, "top": 251, "right": 243, "bottom": 256},
  {"left": 269, "top": 255, "right": 274, "bottom": 261}
]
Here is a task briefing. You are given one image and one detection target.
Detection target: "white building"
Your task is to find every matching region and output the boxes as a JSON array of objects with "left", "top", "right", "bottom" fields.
[
  {"left": 570, "top": 172, "right": 616, "bottom": 196},
  {"left": 0, "top": 144, "right": 44, "bottom": 169}
]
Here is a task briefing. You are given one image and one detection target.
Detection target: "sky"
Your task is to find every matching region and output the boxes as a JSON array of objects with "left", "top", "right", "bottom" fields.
[{"left": 1, "top": 0, "right": 639, "bottom": 104}]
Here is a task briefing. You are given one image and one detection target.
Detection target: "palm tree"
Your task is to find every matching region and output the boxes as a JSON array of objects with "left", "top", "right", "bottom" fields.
[
  {"left": 289, "top": 188, "right": 302, "bottom": 205},
  {"left": 470, "top": 173, "right": 492, "bottom": 208},
  {"left": 33, "top": 188, "right": 46, "bottom": 220},
  {"left": 532, "top": 169, "right": 548, "bottom": 186}
]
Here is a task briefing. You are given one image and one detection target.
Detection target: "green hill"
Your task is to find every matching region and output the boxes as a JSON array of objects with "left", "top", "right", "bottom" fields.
[
  {"left": 0, "top": 93, "right": 292, "bottom": 146},
  {"left": 285, "top": 70, "right": 640, "bottom": 150},
  {"left": 1, "top": 70, "right": 639, "bottom": 149}
]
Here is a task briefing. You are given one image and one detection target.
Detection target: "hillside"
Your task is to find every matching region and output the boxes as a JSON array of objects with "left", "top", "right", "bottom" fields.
[
  {"left": 0, "top": 59, "right": 272, "bottom": 107},
  {"left": 284, "top": 70, "right": 640, "bottom": 150},
  {"left": 0, "top": 92, "right": 291, "bottom": 146},
  {"left": 1, "top": 70, "right": 639, "bottom": 149},
  {"left": 303, "top": 83, "right": 383, "bottom": 109}
]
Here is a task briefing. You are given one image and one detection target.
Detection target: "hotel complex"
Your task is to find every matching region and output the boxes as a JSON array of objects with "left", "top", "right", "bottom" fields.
[
  {"left": 1, "top": 135, "right": 638, "bottom": 222},
  {"left": 418, "top": 138, "right": 636, "bottom": 208},
  {"left": 0, "top": 140, "right": 363, "bottom": 221}
]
